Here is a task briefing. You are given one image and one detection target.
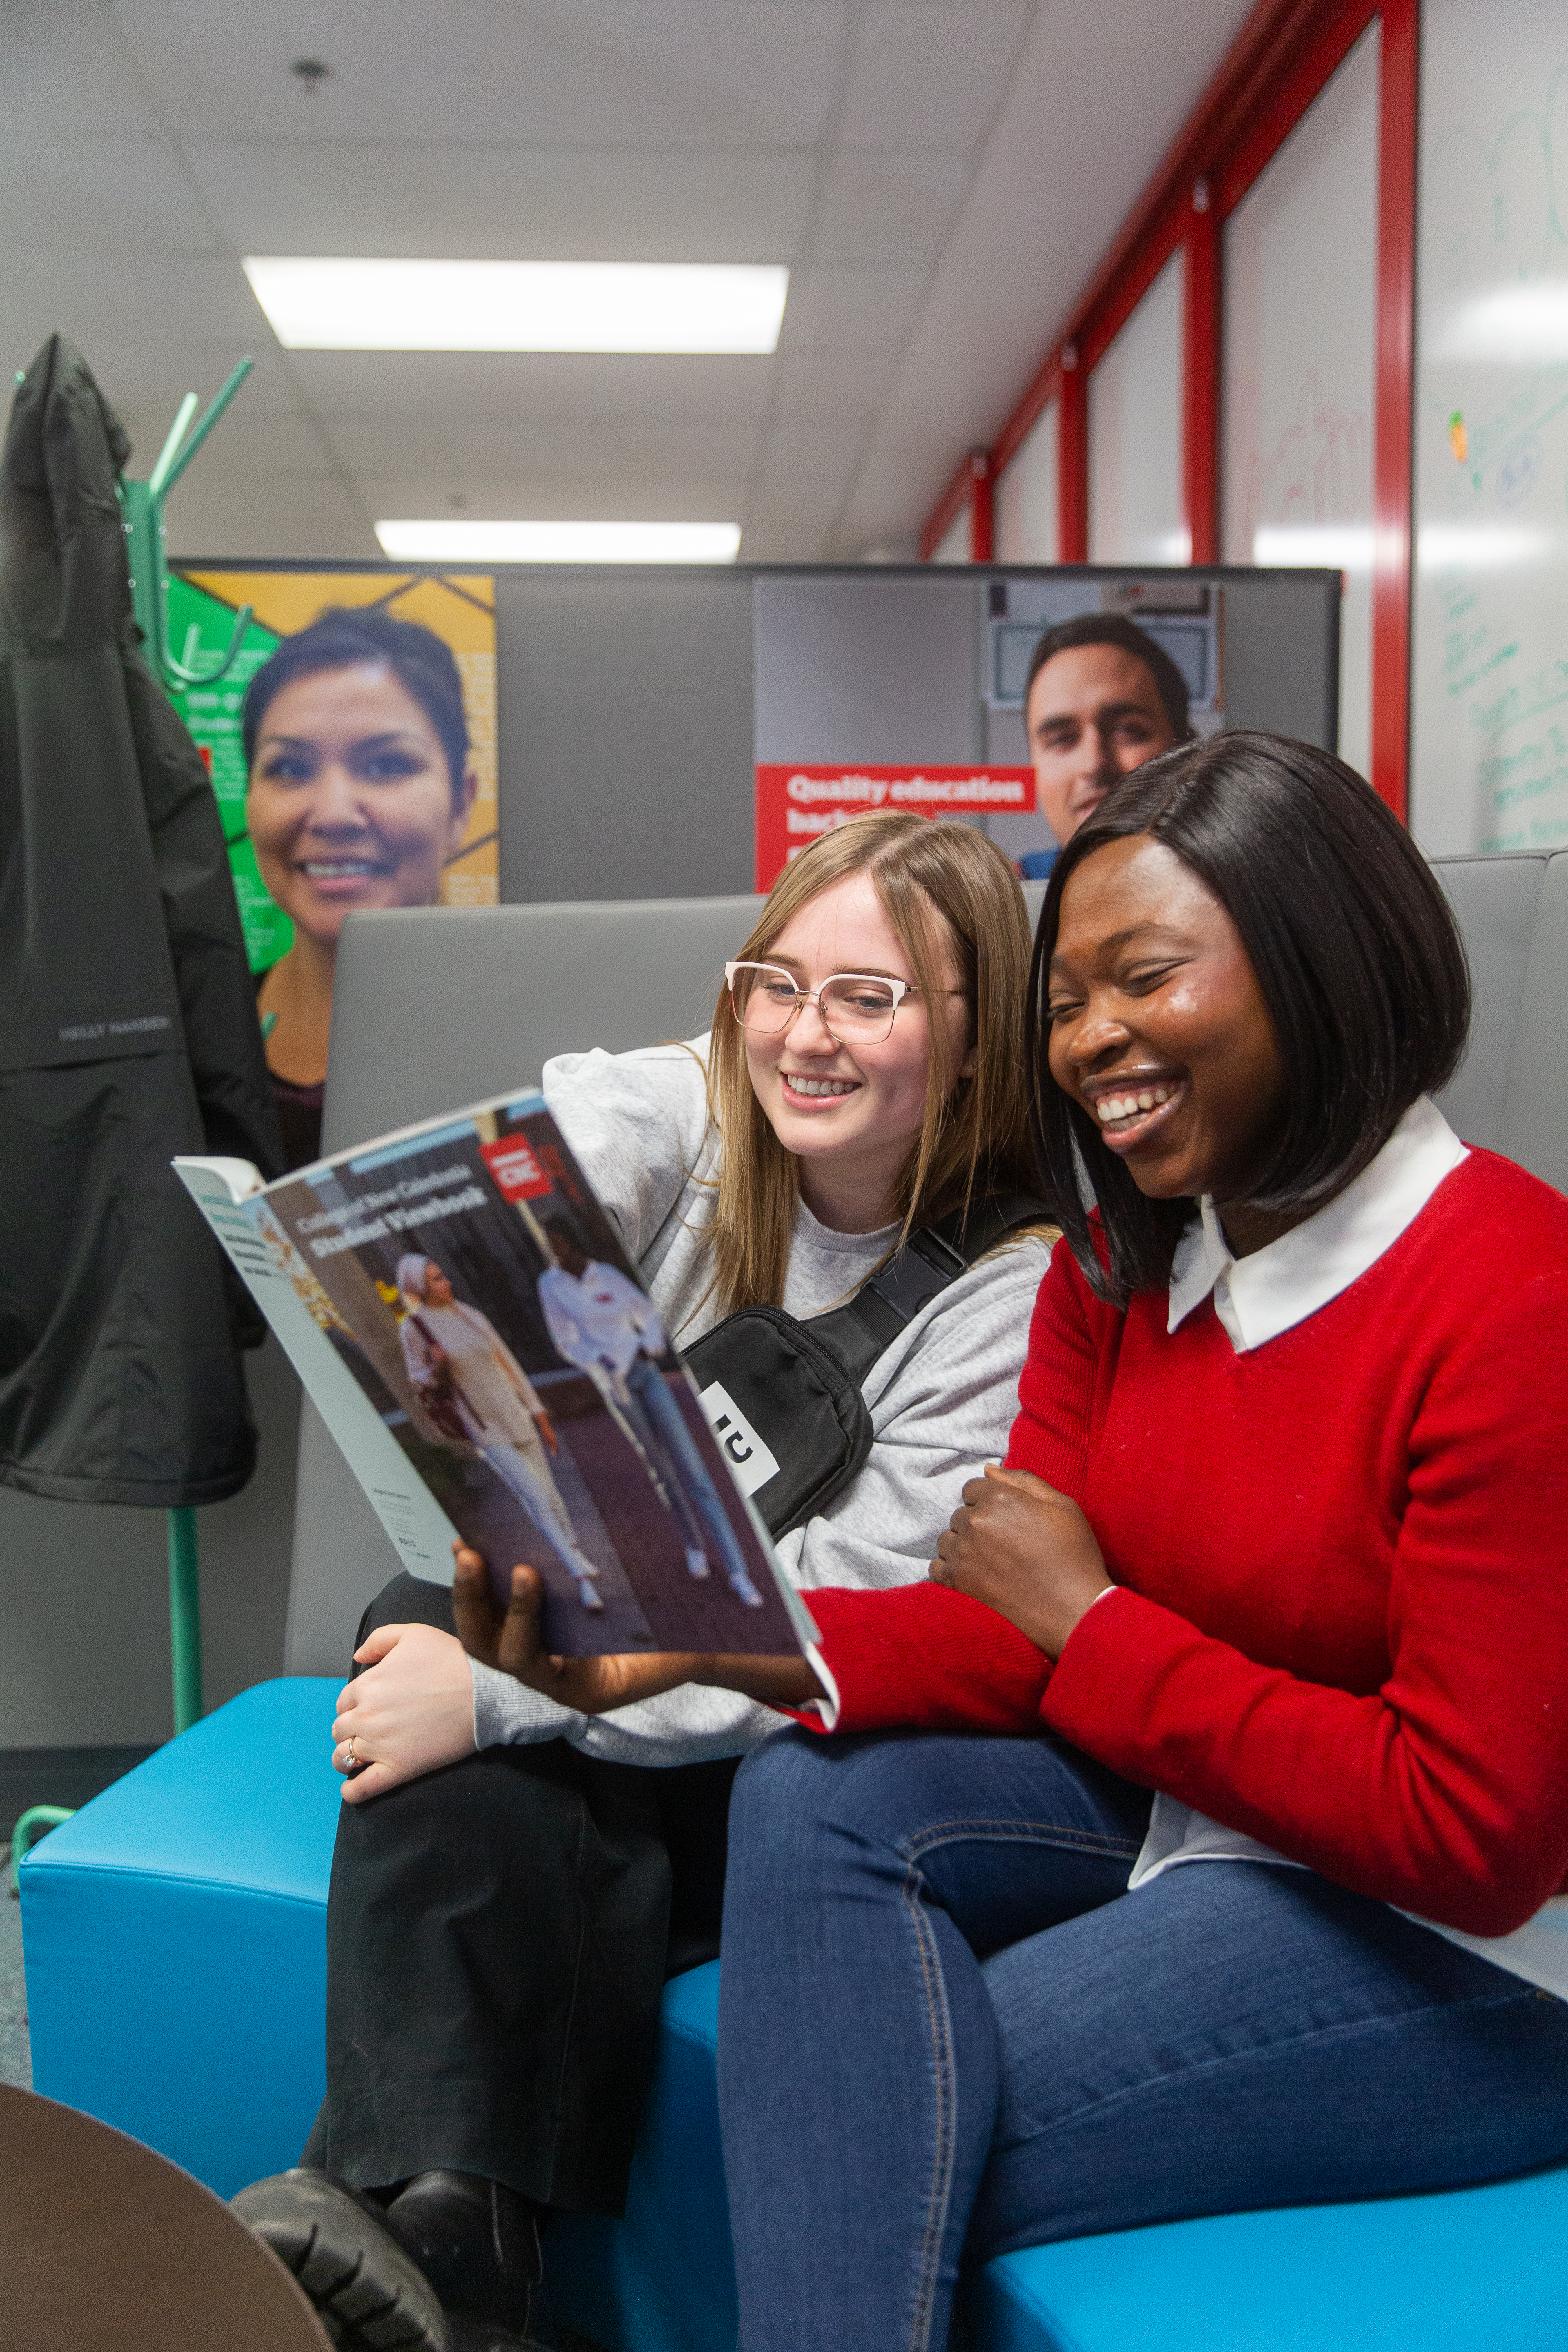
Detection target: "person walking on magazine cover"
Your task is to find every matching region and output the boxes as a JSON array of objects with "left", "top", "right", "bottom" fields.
[
  {"left": 395, "top": 1254, "right": 604, "bottom": 1612},
  {"left": 537, "top": 1219, "right": 764, "bottom": 1608}
]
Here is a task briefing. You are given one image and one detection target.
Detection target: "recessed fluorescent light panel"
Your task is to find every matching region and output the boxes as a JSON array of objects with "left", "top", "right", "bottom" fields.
[
  {"left": 245, "top": 258, "right": 788, "bottom": 353},
  {"left": 375, "top": 521, "right": 742, "bottom": 565}
]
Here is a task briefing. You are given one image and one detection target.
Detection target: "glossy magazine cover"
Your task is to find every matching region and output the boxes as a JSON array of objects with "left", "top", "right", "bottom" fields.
[{"left": 176, "top": 1094, "right": 811, "bottom": 1659}]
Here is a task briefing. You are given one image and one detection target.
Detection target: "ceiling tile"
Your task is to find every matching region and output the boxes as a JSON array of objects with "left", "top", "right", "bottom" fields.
[
  {"left": 184, "top": 142, "right": 813, "bottom": 262},
  {"left": 757, "top": 420, "right": 866, "bottom": 481},
  {"left": 768, "top": 347, "right": 899, "bottom": 421},
  {"left": 0, "top": 138, "right": 214, "bottom": 255},
  {"left": 745, "top": 476, "right": 848, "bottom": 531},
  {"left": 808, "top": 148, "right": 969, "bottom": 264},
  {"left": 0, "top": 253, "right": 266, "bottom": 361},
  {"left": 0, "top": 1, "right": 163, "bottom": 137},
  {"left": 69, "top": 343, "right": 308, "bottom": 432},
  {"left": 739, "top": 518, "right": 835, "bottom": 560},
  {"left": 351, "top": 473, "right": 752, "bottom": 523},
  {"left": 112, "top": 410, "right": 341, "bottom": 477},
  {"left": 321, "top": 415, "right": 764, "bottom": 479},
  {"left": 778, "top": 265, "right": 926, "bottom": 352},
  {"left": 110, "top": 0, "right": 848, "bottom": 148},
  {"left": 836, "top": 2, "right": 1029, "bottom": 151},
  {"left": 284, "top": 350, "right": 777, "bottom": 423},
  {"left": 836, "top": 0, "right": 1260, "bottom": 548},
  {"left": 164, "top": 470, "right": 375, "bottom": 560},
  {"left": 4, "top": 0, "right": 1265, "bottom": 568}
]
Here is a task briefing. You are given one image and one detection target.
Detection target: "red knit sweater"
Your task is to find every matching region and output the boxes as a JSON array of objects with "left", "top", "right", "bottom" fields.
[{"left": 804, "top": 1150, "right": 1568, "bottom": 1939}]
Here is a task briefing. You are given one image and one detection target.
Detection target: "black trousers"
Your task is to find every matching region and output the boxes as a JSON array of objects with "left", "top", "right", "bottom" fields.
[{"left": 303, "top": 1573, "right": 739, "bottom": 2216}]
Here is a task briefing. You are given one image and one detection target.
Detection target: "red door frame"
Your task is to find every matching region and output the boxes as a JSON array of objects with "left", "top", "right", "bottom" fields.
[{"left": 920, "top": 0, "right": 1417, "bottom": 818}]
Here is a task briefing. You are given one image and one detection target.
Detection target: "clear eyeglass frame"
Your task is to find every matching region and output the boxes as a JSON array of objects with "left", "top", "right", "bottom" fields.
[{"left": 724, "top": 959, "right": 917, "bottom": 1044}]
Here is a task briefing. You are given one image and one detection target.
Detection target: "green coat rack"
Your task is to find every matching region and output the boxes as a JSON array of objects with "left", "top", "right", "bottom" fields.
[
  {"left": 121, "top": 359, "right": 261, "bottom": 1735},
  {"left": 118, "top": 356, "right": 255, "bottom": 693}
]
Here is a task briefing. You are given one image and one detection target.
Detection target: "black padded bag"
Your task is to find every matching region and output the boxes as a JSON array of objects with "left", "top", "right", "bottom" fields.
[{"left": 684, "top": 1192, "right": 1048, "bottom": 1538}]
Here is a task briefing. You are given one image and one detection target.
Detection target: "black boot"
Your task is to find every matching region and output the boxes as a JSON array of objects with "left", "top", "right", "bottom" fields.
[
  {"left": 231, "top": 2169, "right": 451, "bottom": 2352},
  {"left": 383, "top": 2170, "right": 545, "bottom": 2340}
]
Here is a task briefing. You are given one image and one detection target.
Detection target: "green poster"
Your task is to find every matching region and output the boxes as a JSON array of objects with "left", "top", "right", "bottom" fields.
[{"left": 165, "top": 577, "right": 287, "bottom": 973}]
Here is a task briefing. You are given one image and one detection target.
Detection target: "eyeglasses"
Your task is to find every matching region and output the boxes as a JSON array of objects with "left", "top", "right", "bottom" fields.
[{"left": 726, "top": 960, "right": 939, "bottom": 1044}]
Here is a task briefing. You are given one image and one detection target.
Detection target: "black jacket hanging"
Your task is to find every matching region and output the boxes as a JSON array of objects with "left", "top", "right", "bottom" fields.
[{"left": 0, "top": 335, "right": 283, "bottom": 1505}]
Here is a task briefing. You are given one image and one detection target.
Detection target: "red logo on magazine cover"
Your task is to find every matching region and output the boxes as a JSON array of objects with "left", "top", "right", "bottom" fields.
[{"left": 479, "top": 1136, "right": 553, "bottom": 1201}]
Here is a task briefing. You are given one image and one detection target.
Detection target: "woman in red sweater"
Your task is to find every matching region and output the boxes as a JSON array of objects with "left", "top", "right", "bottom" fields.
[{"left": 464, "top": 733, "right": 1568, "bottom": 2352}]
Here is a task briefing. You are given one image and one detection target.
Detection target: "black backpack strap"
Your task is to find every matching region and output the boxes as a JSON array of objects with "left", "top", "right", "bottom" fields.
[{"left": 806, "top": 1190, "right": 1051, "bottom": 1386}]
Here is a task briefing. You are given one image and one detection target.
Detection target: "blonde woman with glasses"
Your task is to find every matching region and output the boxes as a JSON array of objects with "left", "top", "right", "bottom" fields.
[{"left": 236, "top": 813, "right": 1056, "bottom": 2351}]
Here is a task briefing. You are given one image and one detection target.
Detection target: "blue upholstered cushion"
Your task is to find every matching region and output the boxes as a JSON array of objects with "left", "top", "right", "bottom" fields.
[
  {"left": 19, "top": 1675, "right": 1568, "bottom": 2350},
  {"left": 962, "top": 2167, "right": 1568, "bottom": 2352},
  {"left": 547, "top": 1962, "right": 1568, "bottom": 2352},
  {"left": 548, "top": 1960, "right": 736, "bottom": 2352},
  {"left": 19, "top": 1677, "right": 342, "bottom": 2198}
]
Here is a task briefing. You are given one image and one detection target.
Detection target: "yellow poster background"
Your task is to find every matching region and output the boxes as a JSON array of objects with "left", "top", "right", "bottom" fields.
[{"left": 182, "top": 569, "right": 499, "bottom": 911}]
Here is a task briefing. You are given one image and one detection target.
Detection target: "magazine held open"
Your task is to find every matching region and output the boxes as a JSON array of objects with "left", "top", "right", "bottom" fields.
[{"left": 176, "top": 1093, "right": 817, "bottom": 1660}]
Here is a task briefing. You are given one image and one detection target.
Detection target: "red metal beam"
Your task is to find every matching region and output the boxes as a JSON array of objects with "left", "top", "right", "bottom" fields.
[
  {"left": 1218, "top": 0, "right": 1381, "bottom": 216},
  {"left": 923, "top": 0, "right": 1417, "bottom": 828},
  {"left": 977, "top": 0, "right": 1359, "bottom": 511},
  {"left": 1058, "top": 350, "right": 1088, "bottom": 564},
  {"left": 927, "top": 0, "right": 1388, "bottom": 559},
  {"left": 1370, "top": 0, "right": 1417, "bottom": 819},
  {"left": 969, "top": 450, "right": 995, "bottom": 561},
  {"left": 1183, "top": 190, "right": 1220, "bottom": 565}
]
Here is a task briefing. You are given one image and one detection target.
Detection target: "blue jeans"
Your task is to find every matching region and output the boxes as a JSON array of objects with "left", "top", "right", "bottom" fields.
[{"left": 717, "top": 1728, "right": 1568, "bottom": 2352}]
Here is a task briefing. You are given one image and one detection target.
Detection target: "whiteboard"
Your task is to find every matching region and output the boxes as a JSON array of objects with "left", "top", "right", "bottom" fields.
[
  {"left": 1221, "top": 24, "right": 1378, "bottom": 777},
  {"left": 1412, "top": 0, "right": 1568, "bottom": 853},
  {"left": 930, "top": 506, "right": 971, "bottom": 564},
  {"left": 995, "top": 396, "right": 1061, "bottom": 562},
  {"left": 1089, "top": 250, "right": 1187, "bottom": 564}
]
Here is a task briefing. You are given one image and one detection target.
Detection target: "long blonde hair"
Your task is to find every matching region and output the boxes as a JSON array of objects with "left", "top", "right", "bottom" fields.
[{"left": 705, "top": 812, "right": 1038, "bottom": 1314}]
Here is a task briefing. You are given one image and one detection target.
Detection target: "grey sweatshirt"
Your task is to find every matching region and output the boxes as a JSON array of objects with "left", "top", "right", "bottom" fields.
[{"left": 469, "top": 1038, "right": 1052, "bottom": 1766}]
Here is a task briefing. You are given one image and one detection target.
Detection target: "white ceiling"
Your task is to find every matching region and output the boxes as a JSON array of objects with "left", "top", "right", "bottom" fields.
[{"left": 0, "top": 0, "right": 1255, "bottom": 562}]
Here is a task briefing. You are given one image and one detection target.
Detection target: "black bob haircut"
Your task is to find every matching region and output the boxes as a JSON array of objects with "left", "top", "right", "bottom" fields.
[
  {"left": 1023, "top": 611, "right": 1191, "bottom": 742},
  {"left": 1025, "top": 729, "right": 1472, "bottom": 1308},
  {"left": 242, "top": 608, "right": 470, "bottom": 800}
]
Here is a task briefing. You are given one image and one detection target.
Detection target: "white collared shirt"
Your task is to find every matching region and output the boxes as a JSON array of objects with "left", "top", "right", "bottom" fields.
[
  {"left": 1122, "top": 1100, "right": 1568, "bottom": 1998},
  {"left": 1164, "top": 1092, "right": 1468, "bottom": 1353}
]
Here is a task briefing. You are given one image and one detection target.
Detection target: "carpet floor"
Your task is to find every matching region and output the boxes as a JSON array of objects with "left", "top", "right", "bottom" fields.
[{"left": 0, "top": 1859, "right": 33, "bottom": 2091}]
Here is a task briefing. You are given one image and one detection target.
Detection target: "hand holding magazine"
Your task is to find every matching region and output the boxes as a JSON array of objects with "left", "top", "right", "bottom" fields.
[{"left": 176, "top": 1091, "right": 816, "bottom": 1661}]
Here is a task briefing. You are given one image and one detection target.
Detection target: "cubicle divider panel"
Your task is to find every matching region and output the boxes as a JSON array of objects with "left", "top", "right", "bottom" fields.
[
  {"left": 185, "top": 557, "right": 1344, "bottom": 914},
  {"left": 1428, "top": 855, "right": 1547, "bottom": 1156},
  {"left": 496, "top": 568, "right": 756, "bottom": 906},
  {"left": 322, "top": 896, "right": 763, "bottom": 1154},
  {"left": 1499, "top": 851, "right": 1568, "bottom": 1196}
]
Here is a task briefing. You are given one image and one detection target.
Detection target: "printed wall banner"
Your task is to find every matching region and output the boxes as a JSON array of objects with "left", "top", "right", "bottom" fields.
[
  {"left": 754, "top": 764, "right": 1037, "bottom": 891},
  {"left": 167, "top": 569, "right": 499, "bottom": 972}
]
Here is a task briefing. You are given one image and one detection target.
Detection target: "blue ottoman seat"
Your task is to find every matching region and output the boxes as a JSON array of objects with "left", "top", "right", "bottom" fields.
[
  {"left": 20, "top": 1675, "right": 1568, "bottom": 2349},
  {"left": 543, "top": 1960, "right": 1568, "bottom": 2352},
  {"left": 20, "top": 1676, "right": 343, "bottom": 2199}
]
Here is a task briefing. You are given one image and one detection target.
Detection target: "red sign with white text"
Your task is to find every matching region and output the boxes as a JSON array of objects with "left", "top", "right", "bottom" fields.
[
  {"left": 479, "top": 1135, "right": 553, "bottom": 1202},
  {"left": 754, "top": 764, "right": 1036, "bottom": 891}
]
